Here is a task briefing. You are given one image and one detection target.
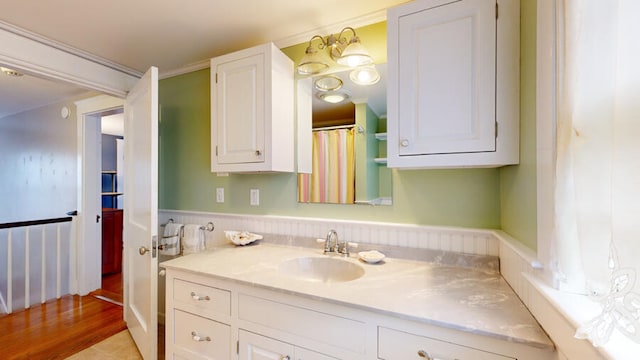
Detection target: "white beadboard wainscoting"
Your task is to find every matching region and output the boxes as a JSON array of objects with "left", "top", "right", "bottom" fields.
[{"left": 158, "top": 210, "right": 500, "bottom": 256}]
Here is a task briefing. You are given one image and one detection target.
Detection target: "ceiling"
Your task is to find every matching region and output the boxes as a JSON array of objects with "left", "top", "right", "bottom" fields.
[
  {"left": 0, "top": 70, "right": 88, "bottom": 118},
  {"left": 0, "top": 0, "right": 405, "bottom": 119}
]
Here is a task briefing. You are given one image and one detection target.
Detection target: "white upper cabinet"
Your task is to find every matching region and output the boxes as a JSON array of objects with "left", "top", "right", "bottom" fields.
[
  {"left": 211, "top": 42, "right": 294, "bottom": 173},
  {"left": 387, "top": 0, "right": 520, "bottom": 169}
]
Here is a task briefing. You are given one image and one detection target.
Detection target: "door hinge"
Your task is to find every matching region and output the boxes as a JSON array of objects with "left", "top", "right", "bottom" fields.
[
  {"left": 215, "top": 146, "right": 218, "bottom": 156},
  {"left": 496, "top": 3, "right": 499, "bottom": 19},
  {"left": 495, "top": 121, "right": 499, "bottom": 138},
  {"left": 215, "top": 73, "right": 218, "bottom": 83},
  {"left": 236, "top": 340, "right": 239, "bottom": 354}
]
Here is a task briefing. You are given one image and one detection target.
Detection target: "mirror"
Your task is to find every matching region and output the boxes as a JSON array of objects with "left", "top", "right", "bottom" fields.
[{"left": 297, "top": 64, "right": 392, "bottom": 205}]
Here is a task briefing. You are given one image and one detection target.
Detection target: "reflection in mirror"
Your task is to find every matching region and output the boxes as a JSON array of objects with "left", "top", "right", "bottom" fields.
[{"left": 297, "top": 64, "right": 392, "bottom": 205}]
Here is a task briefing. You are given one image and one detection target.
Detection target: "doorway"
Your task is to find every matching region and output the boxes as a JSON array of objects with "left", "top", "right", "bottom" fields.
[{"left": 99, "top": 109, "right": 125, "bottom": 304}]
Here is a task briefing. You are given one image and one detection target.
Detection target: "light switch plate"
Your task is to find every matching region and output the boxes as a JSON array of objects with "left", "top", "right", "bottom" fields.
[
  {"left": 250, "top": 189, "right": 259, "bottom": 206},
  {"left": 216, "top": 188, "right": 224, "bottom": 203}
]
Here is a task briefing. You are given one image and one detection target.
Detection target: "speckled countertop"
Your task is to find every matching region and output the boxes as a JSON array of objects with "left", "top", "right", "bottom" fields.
[{"left": 161, "top": 242, "right": 554, "bottom": 350}]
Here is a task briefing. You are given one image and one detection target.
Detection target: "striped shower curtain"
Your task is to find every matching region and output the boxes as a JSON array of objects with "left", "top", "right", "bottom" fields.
[{"left": 298, "top": 128, "right": 355, "bottom": 204}]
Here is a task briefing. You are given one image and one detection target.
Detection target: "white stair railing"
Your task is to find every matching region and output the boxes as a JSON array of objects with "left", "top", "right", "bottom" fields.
[{"left": 0, "top": 216, "right": 75, "bottom": 314}]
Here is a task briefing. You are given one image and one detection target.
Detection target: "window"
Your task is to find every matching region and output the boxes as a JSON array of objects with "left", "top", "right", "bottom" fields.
[{"left": 549, "top": 0, "right": 640, "bottom": 347}]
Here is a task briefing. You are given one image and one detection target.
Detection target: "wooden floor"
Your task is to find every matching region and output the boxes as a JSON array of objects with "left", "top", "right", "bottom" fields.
[{"left": 0, "top": 273, "right": 125, "bottom": 360}]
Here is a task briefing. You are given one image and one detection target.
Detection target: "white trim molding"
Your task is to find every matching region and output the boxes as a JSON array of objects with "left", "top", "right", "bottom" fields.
[
  {"left": 0, "top": 20, "right": 140, "bottom": 97},
  {"left": 159, "top": 10, "right": 387, "bottom": 80},
  {"left": 75, "top": 95, "right": 125, "bottom": 295},
  {"left": 497, "top": 232, "right": 640, "bottom": 360}
]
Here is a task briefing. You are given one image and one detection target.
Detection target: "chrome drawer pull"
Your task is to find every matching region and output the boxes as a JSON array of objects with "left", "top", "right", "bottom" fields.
[
  {"left": 417, "top": 350, "right": 433, "bottom": 359},
  {"left": 191, "top": 331, "right": 211, "bottom": 342},
  {"left": 190, "top": 291, "right": 210, "bottom": 301}
]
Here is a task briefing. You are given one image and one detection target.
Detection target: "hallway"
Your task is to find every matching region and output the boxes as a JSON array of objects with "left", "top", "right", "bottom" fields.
[{"left": 0, "top": 273, "right": 126, "bottom": 359}]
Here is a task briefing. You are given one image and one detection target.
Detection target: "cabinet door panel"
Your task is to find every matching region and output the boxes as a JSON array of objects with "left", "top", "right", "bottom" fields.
[
  {"left": 239, "top": 330, "right": 294, "bottom": 360},
  {"left": 397, "top": 0, "right": 496, "bottom": 156},
  {"left": 295, "top": 347, "right": 338, "bottom": 360},
  {"left": 215, "top": 53, "right": 265, "bottom": 165}
]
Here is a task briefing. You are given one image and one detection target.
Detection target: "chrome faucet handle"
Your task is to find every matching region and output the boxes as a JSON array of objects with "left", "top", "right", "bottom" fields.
[{"left": 337, "top": 239, "right": 350, "bottom": 257}]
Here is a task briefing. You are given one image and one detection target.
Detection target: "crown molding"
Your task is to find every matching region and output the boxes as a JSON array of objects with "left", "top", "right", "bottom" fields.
[
  {"left": 159, "top": 59, "right": 210, "bottom": 80},
  {"left": 159, "top": 9, "right": 387, "bottom": 79},
  {"left": 0, "top": 21, "right": 139, "bottom": 97},
  {"left": 274, "top": 9, "right": 387, "bottom": 49},
  {"left": 0, "top": 20, "right": 143, "bottom": 78}
]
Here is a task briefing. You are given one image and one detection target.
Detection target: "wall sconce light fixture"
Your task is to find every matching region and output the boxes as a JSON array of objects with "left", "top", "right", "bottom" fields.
[{"left": 297, "top": 27, "right": 374, "bottom": 76}]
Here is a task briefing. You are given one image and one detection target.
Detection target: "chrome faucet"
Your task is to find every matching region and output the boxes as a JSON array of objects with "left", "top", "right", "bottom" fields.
[
  {"left": 324, "top": 229, "right": 349, "bottom": 257},
  {"left": 324, "top": 229, "right": 337, "bottom": 254}
]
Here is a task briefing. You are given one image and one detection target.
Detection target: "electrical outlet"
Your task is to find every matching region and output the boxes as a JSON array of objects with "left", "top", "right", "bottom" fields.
[
  {"left": 250, "top": 189, "right": 259, "bottom": 206},
  {"left": 216, "top": 188, "right": 224, "bottom": 203}
]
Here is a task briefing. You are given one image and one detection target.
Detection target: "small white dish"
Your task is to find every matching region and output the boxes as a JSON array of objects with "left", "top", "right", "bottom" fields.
[
  {"left": 358, "top": 250, "right": 386, "bottom": 264},
  {"left": 224, "top": 230, "right": 263, "bottom": 246}
]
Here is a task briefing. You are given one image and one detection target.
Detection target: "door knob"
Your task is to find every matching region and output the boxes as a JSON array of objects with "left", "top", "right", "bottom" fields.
[{"left": 139, "top": 246, "right": 150, "bottom": 255}]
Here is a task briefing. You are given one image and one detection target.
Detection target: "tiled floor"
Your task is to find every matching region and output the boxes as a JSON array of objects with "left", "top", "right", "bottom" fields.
[
  {"left": 65, "top": 324, "right": 165, "bottom": 360},
  {"left": 65, "top": 330, "right": 142, "bottom": 360}
]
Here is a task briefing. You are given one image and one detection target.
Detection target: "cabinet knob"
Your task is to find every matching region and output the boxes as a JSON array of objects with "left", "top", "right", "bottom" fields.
[
  {"left": 417, "top": 350, "right": 433, "bottom": 359},
  {"left": 190, "top": 331, "right": 211, "bottom": 342},
  {"left": 255, "top": 150, "right": 262, "bottom": 156},
  {"left": 190, "top": 291, "right": 210, "bottom": 301},
  {"left": 279, "top": 356, "right": 290, "bottom": 360},
  {"left": 400, "top": 139, "right": 410, "bottom": 147}
]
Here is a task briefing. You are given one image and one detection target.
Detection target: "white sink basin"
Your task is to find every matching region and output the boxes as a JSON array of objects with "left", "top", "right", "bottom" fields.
[{"left": 278, "top": 257, "right": 365, "bottom": 283}]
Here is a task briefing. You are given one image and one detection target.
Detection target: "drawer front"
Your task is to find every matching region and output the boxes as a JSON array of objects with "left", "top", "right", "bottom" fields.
[
  {"left": 174, "top": 309, "right": 231, "bottom": 359},
  {"left": 378, "top": 327, "right": 514, "bottom": 360},
  {"left": 238, "top": 294, "right": 365, "bottom": 354},
  {"left": 174, "top": 278, "right": 231, "bottom": 317}
]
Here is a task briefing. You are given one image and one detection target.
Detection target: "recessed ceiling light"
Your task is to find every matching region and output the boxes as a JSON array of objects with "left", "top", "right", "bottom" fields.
[{"left": 0, "top": 67, "right": 24, "bottom": 77}]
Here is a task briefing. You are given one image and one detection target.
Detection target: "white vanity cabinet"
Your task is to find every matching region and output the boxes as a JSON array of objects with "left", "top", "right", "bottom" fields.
[
  {"left": 386, "top": 0, "right": 520, "bottom": 169},
  {"left": 239, "top": 330, "right": 338, "bottom": 360},
  {"left": 164, "top": 267, "right": 553, "bottom": 360},
  {"left": 167, "top": 276, "right": 232, "bottom": 359},
  {"left": 210, "top": 42, "right": 294, "bottom": 173},
  {"left": 378, "top": 327, "right": 514, "bottom": 360}
]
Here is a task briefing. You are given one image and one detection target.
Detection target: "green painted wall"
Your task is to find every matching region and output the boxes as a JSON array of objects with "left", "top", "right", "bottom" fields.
[
  {"left": 158, "top": 68, "right": 500, "bottom": 228},
  {"left": 499, "top": 0, "right": 538, "bottom": 250},
  {"left": 157, "top": 18, "right": 520, "bottom": 230}
]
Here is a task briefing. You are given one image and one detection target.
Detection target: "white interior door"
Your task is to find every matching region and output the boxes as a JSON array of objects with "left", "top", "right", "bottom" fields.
[{"left": 123, "top": 66, "right": 158, "bottom": 359}]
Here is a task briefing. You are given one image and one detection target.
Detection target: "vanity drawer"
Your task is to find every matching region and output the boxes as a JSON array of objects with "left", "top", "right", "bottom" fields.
[
  {"left": 238, "top": 294, "right": 365, "bottom": 354},
  {"left": 173, "top": 278, "right": 231, "bottom": 318},
  {"left": 378, "top": 327, "right": 515, "bottom": 360},
  {"left": 173, "top": 309, "right": 231, "bottom": 359}
]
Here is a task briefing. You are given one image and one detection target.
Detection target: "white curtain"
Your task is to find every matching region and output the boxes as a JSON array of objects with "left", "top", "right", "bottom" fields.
[{"left": 553, "top": 0, "right": 640, "bottom": 346}]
